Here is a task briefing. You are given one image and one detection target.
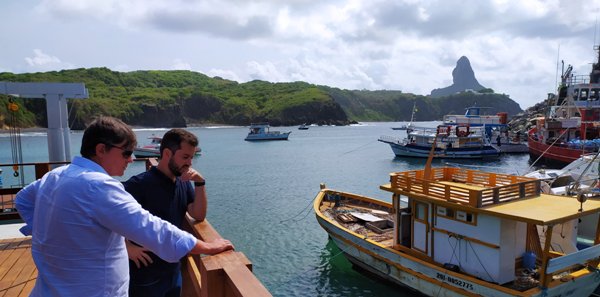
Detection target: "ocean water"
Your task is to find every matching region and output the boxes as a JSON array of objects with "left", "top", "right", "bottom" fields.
[{"left": 0, "top": 122, "right": 538, "bottom": 296}]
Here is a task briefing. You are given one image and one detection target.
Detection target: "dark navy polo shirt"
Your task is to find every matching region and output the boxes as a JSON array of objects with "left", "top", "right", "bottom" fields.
[{"left": 123, "top": 166, "right": 195, "bottom": 284}]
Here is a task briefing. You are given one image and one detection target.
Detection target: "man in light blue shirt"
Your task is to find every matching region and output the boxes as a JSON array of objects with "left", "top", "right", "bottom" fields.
[{"left": 16, "top": 116, "right": 233, "bottom": 297}]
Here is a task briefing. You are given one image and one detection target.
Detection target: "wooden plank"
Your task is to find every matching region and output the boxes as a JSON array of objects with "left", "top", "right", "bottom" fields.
[
  {"left": 546, "top": 244, "right": 600, "bottom": 274},
  {"left": 0, "top": 243, "right": 29, "bottom": 283},
  {"left": 0, "top": 238, "right": 35, "bottom": 297},
  {"left": 181, "top": 255, "right": 202, "bottom": 297},
  {"left": 19, "top": 278, "right": 35, "bottom": 297},
  {"left": 4, "top": 252, "right": 36, "bottom": 297}
]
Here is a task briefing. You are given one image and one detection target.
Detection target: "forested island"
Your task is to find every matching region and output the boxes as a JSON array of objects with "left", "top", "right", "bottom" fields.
[{"left": 0, "top": 67, "right": 523, "bottom": 129}]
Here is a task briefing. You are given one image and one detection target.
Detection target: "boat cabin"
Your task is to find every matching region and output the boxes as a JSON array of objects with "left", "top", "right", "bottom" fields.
[
  {"left": 380, "top": 167, "right": 600, "bottom": 286},
  {"left": 407, "top": 125, "right": 489, "bottom": 150}
]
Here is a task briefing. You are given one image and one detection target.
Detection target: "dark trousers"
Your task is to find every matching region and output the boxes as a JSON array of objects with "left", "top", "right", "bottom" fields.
[{"left": 129, "top": 269, "right": 182, "bottom": 297}]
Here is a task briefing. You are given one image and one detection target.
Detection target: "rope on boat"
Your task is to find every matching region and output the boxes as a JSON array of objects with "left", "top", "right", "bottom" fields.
[
  {"left": 279, "top": 195, "right": 317, "bottom": 224},
  {"left": 339, "top": 140, "right": 377, "bottom": 156},
  {"left": 527, "top": 128, "right": 571, "bottom": 171}
]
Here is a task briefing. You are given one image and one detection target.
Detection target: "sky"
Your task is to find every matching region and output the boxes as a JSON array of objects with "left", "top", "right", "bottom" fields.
[{"left": 1, "top": 0, "right": 600, "bottom": 110}]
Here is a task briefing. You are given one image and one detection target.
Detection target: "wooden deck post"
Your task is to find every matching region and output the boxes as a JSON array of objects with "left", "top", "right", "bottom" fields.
[
  {"left": 182, "top": 216, "right": 272, "bottom": 297},
  {"left": 539, "top": 225, "right": 554, "bottom": 288}
]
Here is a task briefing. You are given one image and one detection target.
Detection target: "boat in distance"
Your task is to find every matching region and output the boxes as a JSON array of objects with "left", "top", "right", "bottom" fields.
[
  {"left": 314, "top": 166, "right": 600, "bottom": 296},
  {"left": 133, "top": 135, "right": 201, "bottom": 158},
  {"left": 298, "top": 124, "right": 309, "bottom": 130},
  {"left": 245, "top": 123, "right": 291, "bottom": 141},
  {"left": 379, "top": 125, "right": 500, "bottom": 159},
  {"left": 444, "top": 106, "right": 528, "bottom": 154}
]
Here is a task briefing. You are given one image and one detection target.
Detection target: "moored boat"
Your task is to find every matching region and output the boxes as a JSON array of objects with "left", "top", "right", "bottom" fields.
[
  {"left": 379, "top": 125, "right": 500, "bottom": 159},
  {"left": 528, "top": 45, "right": 600, "bottom": 166},
  {"left": 314, "top": 166, "right": 600, "bottom": 296},
  {"left": 133, "top": 136, "right": 163, "bottom": 158},
  {"left": 391, "top": 102, "right": 417, "bottom": 131},
  {"left": 298, "top": 124, "right": 309, "bottom": 130},
  {"left": 134, "top": 135, "right": 201, "bottom": 159},
  {"left": 444, "top": 106, "right": 528, "bottom": 154},
  {"left": 245, "top": 123, "right": 291, "bottom": 141}
]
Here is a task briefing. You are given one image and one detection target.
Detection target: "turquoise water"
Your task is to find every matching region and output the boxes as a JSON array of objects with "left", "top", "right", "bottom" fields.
[{"left": 0, "top": 122, "right": 537, "bottom": 296}]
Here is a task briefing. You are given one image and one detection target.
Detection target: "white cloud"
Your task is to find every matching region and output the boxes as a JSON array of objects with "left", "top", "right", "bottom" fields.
[
  {"left": 3, "top": 0, "right": 599, "bottom": 109},
  {"left": 170, "top": 59, "right": 192, "bottom": 70},
  {"left": 24, "top": 49, "right": 62, "bottom": 67}
]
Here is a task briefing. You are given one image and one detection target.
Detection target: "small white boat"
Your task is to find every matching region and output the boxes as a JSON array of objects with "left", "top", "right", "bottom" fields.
[
  {"left": 134, "top": 136, "right": 201, "bottom": 159},
  {"left": 245, "top": 123, "right": 291, "bottom": 141},
  {"left": 391, "top": 102, "right": 416, "bottom": 131},
  {"left": 314, "top": 166, "right": 600, "bottom": 296},
  {"left": 133, "top": 136, "right": 162, "bottom": 158},
  {"left": 525, "top": 153, "right": 600, "bottom": 244},
  {"left": 298, "top": 124, "right": 309, "bottom": 130}
]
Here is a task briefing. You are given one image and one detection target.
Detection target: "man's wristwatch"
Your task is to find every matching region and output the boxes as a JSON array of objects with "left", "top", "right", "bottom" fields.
[{"left": 194, "top": 180, "right": 206, "bottom": 187}]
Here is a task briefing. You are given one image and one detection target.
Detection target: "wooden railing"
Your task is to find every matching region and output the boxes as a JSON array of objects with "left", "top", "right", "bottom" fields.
[
  {"left": 0, "top": 160, "right": 272, "bottom": 296},
  {"left": 181, "top": 217, "right": 272, "bottom": 297},
  {"left": 388, "top": 167, "right": 541, "bottom": 207}
]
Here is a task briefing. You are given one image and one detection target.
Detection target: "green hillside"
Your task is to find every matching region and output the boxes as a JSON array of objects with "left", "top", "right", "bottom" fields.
[{"left": 0, "top": 68, "right": 523, "bottom": 129}]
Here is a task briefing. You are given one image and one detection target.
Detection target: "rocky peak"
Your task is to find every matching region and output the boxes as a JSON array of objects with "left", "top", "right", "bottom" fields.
[{"left": 430, "top": 56, "right": 485, "bottom": 98}]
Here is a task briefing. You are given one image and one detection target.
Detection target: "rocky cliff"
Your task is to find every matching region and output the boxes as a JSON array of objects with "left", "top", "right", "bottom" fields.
[{"left": 430, "top": 56, "right": 485, "bottom": 97}]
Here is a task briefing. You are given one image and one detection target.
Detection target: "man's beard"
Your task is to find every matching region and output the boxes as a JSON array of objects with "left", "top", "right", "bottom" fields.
[{"left": 168, "top": 158, "right": 186, "bottom": 177}]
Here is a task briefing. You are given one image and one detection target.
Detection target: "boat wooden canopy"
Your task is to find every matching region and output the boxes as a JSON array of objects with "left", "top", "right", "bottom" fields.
[{"left": 380, "top": 166, "right": 600, "bottom": 225}]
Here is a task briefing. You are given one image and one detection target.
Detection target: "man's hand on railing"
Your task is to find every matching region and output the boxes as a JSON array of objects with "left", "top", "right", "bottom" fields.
[
  {"left": 191, "top": 238, "right": 234, "bottom": 255},
  {"left": 125, "top": 239, "right": 154, "bottom": 268}
]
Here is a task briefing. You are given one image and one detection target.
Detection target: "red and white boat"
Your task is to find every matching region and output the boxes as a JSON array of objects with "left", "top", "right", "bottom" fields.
[
  {"left": 528, "top": 45, "right": 600, "bottom": 166},
  {"left": 134, "top": 135, "right": 201, "bottom": 159}
]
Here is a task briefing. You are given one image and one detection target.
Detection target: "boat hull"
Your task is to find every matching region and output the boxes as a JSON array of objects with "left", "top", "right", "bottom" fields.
[
  {"left": 527, "top": 129, "right": 597, "bottom": 166},
  {"left": 133, "top": 148, "right": 160, "bottom": 158},
  {"left": 245, "top": 132, "right": 291, "bottom": 141},
  {"left": 380, "top": 140, "right": 499, "bottom": 159},
  {"left": 315, "top": 191, "right": 600, "bottom": 297}
]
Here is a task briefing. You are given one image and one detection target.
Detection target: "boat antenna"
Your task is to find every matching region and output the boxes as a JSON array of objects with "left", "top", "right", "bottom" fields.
[{"left": 555, "top": 44, "right": 560, "bottom": 91}]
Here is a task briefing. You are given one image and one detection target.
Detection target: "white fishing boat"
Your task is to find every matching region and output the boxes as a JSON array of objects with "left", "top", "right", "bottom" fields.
[
  {"left": 314, "top": 165, "right": 600, "bottom": 296},
  {"left": 379, "top": 125, "right": 500, "bottom": 159},
  {"left": 525, "top": 153, "right": 600, "bottom": 245},
  {"left": 245, "top": 123, "right": 291, "bottom": 141},
  {"left": 444, "top": 106, "right": 528, "bottom": 154}
]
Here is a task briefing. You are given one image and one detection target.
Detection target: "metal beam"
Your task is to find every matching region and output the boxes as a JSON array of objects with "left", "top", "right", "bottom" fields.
[{"left": 0, "top": 82, "right": 89, "bottom": 162}]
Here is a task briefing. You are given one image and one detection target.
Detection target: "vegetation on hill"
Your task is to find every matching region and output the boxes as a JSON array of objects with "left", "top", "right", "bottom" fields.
[{"left": 0, "top": 68, "right": 523, "bottom": 129}]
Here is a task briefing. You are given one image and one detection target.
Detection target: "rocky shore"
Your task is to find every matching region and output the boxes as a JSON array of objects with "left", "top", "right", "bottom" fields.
[{"left": 507, "top": 101, "right": 547, "bottom": 134}]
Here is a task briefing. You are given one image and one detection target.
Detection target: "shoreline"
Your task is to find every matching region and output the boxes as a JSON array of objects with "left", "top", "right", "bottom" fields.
[{"left": 0, "top": 123, "right": 243, "bottom": 134}]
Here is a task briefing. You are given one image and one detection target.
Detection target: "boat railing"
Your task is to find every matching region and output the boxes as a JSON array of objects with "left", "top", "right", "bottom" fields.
[
  {"left": 378, "top": 135, "right": 404, "bottom": 144},
  {"left": 387, "top": 167, "right": 541, "bottom": 207},
  {"left": 568, "top": 74, "right": 592, "bottom": 85},
  {"left": 0, "top": 161, "right": 70, "bottom": 220}
]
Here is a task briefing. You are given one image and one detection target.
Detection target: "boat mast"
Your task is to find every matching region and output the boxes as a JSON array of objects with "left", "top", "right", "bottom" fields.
[{"left": 409, "top": 102, "right": 416, "bottom": 124}]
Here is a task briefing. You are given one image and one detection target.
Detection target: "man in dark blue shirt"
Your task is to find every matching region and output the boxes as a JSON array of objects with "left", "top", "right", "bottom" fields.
[{"left": 123, "top": 128, "right": 208, "bottom": 297}]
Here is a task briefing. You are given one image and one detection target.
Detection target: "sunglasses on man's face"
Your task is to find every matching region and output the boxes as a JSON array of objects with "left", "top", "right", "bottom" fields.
[{"left": 107, "top": 144, "right": 134, "bottom": 158}]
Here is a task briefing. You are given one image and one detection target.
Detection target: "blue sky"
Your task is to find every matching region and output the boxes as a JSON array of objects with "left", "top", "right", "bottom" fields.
[{"left": 1, "top": 0, "right": 600, "bottom": 109}]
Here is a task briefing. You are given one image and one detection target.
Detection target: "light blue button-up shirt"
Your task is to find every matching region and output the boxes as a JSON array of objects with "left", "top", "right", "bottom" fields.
[{"left": 16, "top": 156, "right": 197, "bottom": 297}]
